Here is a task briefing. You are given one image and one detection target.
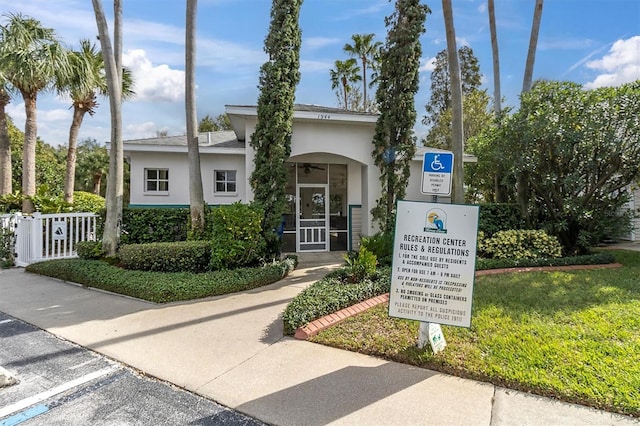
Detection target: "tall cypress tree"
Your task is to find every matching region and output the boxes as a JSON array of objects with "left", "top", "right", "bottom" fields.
[
  {"left": 371, "top": 0, "right": 429, "bottom": 232},
  {"left": 250, "top": 0, "right": 302, "bottom": 257}
]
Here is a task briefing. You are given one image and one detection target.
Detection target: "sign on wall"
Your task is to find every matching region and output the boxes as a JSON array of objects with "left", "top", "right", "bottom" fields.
[
  {"left": 389, "top": 200, "right": 479, "bottom": 328},
  {"left": 421, "top": 151, "right": 453, "bottom": 196}
]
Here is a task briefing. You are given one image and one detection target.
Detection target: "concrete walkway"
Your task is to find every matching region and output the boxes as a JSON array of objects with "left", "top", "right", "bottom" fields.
[{"left": 0, "top": 256, "right": 637, "bottom": 425}]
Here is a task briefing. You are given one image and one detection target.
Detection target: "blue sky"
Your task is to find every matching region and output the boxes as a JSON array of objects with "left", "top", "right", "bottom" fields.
[{"left": 2, "top": 0, "right": 639, "bottom": 147}]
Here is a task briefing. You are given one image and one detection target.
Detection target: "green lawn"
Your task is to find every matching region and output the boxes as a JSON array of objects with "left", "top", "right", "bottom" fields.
[{"left": 311, "top": 250, "right": 640, "bottom": 417}]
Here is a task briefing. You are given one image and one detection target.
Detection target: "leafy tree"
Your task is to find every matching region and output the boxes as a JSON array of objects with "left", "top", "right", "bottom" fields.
[
  {"left": 250, "top": 0, "right": 302, "bottom": 257},
  {"left": 93, "top": 0, "right": 124, "bottom": 257},
  {"left": 344, "top": 33, "right": 382, "bottom": 112},
  {"left": 371, "top": 0, "right": 429, "bottom": 232},
  {"left": 422, "top": 45, "right": 481, "bottom": 148},
  {"left": 329, "top": 58, "right": 361, "bottom": 110},
  {"left": 75, "top": 138, "right": 109, "bottom": 195},
  {"left": 429, "top": 89, "right": 493, "bottom": 173},
  {"left": 198, "top": 113, "right": 232, "bottom": 132},
  {"left": 185, "top": 0, "right": 205, "bottom": 238},
  {"left": 0, "top": 13, "right": 71, "bottom": 213},
  {"left": 503, "top": 80, "right": 640, "bottom": 254}
]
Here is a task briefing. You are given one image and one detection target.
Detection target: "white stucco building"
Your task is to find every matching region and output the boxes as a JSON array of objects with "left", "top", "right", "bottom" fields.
[{"left": 124, "top": 104, "right": 475, "bottom": 252}]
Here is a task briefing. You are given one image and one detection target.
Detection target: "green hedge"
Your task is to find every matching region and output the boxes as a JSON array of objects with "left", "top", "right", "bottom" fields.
[
  {"left": 26, "top": 257, "right": 297, "bottom": 303},
  {"left": 119, "top": 241, "right": 212, "bottom": 273},
  {"left": 283, "top": 266, "right": 391, "bottom": 335},
  {"left": 475, "top": 252, "right": 616, "bottom": 270},
  {"left": 210, "top": 202, "right": 266, "bottom": 269},
  {"left": 119, "top": 208, "right": 191, "bottom": 244}
]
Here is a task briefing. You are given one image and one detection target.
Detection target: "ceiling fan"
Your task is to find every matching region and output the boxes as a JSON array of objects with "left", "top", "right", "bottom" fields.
[{"left": 300, "top": 163, "right": 325, "bottom": 174}]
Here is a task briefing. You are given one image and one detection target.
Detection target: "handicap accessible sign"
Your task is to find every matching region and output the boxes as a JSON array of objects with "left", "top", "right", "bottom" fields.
[{"left": 421, "top": 151, "right": 453, "bottom": 196}]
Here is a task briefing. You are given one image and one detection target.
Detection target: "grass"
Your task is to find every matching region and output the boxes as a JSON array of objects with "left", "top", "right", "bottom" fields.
[
  {"left": 310, "top": 250, "right": 640, "bottom": 417},
  {"left": 25, "top": 257, "right": 297, "bottom": 303}
]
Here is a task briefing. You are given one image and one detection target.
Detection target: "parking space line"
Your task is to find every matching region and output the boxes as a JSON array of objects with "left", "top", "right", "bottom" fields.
[
  {"left": 0, "top": 367, "right": 116, "bottom": 418},
  {"left": 0, "top": 319, "right": 13, "bottom": 325},
  {"left": 0, "top": 404, "right": 48, "bottom": 426}
]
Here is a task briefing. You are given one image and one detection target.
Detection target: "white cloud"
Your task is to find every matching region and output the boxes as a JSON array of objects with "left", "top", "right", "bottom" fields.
[
  {"left": 420, "top": 57, "right": 437, "bottom": 72},
  {"left": 584, "top": 36, "right": 640, "bottom": 89},
  {"left": 123, "top": 49, "right": 185, "bottom": 103}
]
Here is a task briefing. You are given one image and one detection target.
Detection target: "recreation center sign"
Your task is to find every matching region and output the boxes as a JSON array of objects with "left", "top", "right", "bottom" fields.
[{"left": 389, "top": 200, "right": 479, "bottom": 328}]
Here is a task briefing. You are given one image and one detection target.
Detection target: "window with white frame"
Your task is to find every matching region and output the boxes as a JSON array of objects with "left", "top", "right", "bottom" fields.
[
  {"left": 145, "top": 168, "right": 169, "bottom": 193},
  {"left": 214, "top": 170, "right": 236, "bottom": 194}
]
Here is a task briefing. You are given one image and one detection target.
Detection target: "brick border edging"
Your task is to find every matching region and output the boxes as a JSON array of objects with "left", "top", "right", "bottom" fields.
[{"left": 293, "top": 262, "right": 623, "bottom": 340}]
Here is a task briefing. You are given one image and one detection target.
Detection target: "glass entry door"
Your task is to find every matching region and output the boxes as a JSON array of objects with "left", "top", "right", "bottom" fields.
[{"left": 297, "top": 185, "right": 329, "bottom": 252}]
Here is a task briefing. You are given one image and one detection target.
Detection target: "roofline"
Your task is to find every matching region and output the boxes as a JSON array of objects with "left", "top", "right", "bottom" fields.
[{"left": 225, "top": 104, "right": 379, "bottom": 124}]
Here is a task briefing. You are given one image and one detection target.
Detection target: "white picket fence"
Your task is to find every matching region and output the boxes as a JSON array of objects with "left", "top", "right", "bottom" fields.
[{"left": 1, "top": 212, "right": 97, "bottom": 267}]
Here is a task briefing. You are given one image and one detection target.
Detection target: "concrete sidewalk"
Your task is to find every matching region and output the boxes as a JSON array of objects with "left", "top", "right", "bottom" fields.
[{"left": 0, "top": 261, "right": 637, "bottom": 425}]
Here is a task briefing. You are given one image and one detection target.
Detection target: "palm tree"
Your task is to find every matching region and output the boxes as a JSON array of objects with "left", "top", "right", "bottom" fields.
[
  {"left": 185, "top": 0, "right": 206, "bottom": 237},
  {"left": 0, "top": 13, "right": 71, "bottom": 213},
  {"left": 344, "top": 33, "right": 382, "bottom": 112},
  {"left": 92, "top": 0, "right": 124, "bottom": 257},
  {"left": 442, "top": 0, "right": 464, "bottom": 204},
  {"left": 329, "top": 59, "right": 361, "bottom": 110},
  {"left": 60, "top": 39, "right": 134, "bottom": 204}
]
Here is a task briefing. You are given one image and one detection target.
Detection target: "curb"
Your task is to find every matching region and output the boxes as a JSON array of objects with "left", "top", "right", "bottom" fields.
[{"left": 294, "top": 262, "right": 623, "bottom": 340}]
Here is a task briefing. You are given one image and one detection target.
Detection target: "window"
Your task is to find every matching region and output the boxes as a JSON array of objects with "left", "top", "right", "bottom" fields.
[
  {"left": 145, "top": 168, "right": 169, "bottom": 193},
  {"left": 214, "top": 170, "right": 236, "bottom": 193}
]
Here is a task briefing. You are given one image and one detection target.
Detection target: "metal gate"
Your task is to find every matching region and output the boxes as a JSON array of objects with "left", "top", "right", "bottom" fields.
[{"left": 2, "top": 212, "right": 97, "bottom": 267}]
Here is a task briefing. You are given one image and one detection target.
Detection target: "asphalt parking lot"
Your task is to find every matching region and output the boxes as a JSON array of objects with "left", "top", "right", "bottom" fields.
[{"left": 0, "top": 312, "right": 264, "bottom": 425}]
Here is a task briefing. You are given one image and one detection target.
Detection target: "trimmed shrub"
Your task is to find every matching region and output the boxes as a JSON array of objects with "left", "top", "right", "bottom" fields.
[
  {"left": 25, "top": 257, "right": 297, "bottom": 304},
  {"left": 119, "top": 241, "right": 211, "bottom": 273},
  {"left": 360, "top": 231, "right": 393, "bottom": 266},
  {"left": 210, "top": 202, "right": 267, "bottom": 270},
  {"left": 283, "top": 266, "right": 391, "bottom": 335},
  {"left": 119, "top": 208, "right": 191, "bottom": 244},
  {"left": 72, "top": 192, "right": 105, "bottom": 213},
  {"left": 480, "top": 229, "right": 562, "bottom": 259},
  {"left": 76, "top": 241, "right": 104, "bottom": 260}
]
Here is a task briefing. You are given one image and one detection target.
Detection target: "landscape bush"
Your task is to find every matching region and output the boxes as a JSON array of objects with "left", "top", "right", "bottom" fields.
[
  {"left": 343, "top": 246, "right": 378, "bottom": 283},
  {"left": 76, "top": 241, "right": 104, "bottom": 260},
  {"left": 209, "top": 202, "right": 266, "bottom": 270},
  {"left": 119, "top": 208, "right": 191, "bottom": 244},
  {"left": 359, "top": 232, "right": 393, "bottom": 266},
  {"left": 479, "top": 229, "right": 562, "bottom": 259},
  {"left": 25, "top": 256, "right": 297, "bottom": 303},
  {"left": 71, "top": 191, "right": 105, "bottom": 213},
  {"left": 119, "top": 241, "right": 212, "bottom": 273},
  {"left": 0, "top": 228, "right": 15, "bottom": 268},
  {"left": 283, "top": 266, "right": 391, "bottom": 335}
]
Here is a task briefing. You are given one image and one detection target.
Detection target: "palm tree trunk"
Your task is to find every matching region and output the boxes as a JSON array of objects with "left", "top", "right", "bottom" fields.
[
  {"left": 488, "top": 0, "right": 506, "bottom": 202},
  {"left": 186, "top": 0, "right": 206, "bottom": 237},
  {"left": 0, "top": 89, "right": 11, "bottom": 196},
  {"left": 93, "top": 0, "right": 124, "bottom": 256},
  {"left": 92, "top": 172, "right": 102, "bottom": 195},
  {"left": 21, "top": 91, "right": 38, "bottom": 213},
  {"left": 442, "top": 0, "right": 464, "bottom": 204},
  {"left": 522, "top": 0, "right": 543, "bottom": 93},
  {"left": 519, "top": 0, "right": 543, "bottom": 222},
  {"left": 362, "top": 59, "right": 367, "bottom": 112},
  {"left": 64, "top": 106, "right": 86, "bottom": 204}
]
